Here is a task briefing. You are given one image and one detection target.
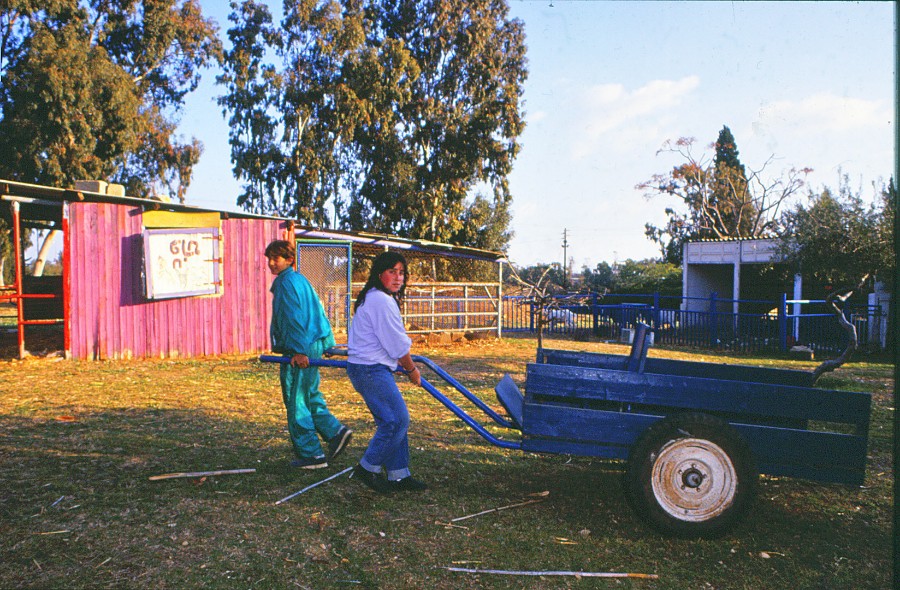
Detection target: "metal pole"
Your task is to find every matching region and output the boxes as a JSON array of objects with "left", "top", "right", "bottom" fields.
[
  {"left": 463, "top": 284, "right": 469, "bottom": 331},
  {"left": 779, "top": 292, "right": 788, "bottom": 351},
  {"left": 793, "top": 273, "right": 803, "bottom": 342},
  {"left": 275, "top": 466, "right": 353, "bottom": 505},
  {"left": 11, "top": 202, "right": 24, "bottom": 358},
  {"left": 497, "top": 261, "right": 503, "bottom": 338}
]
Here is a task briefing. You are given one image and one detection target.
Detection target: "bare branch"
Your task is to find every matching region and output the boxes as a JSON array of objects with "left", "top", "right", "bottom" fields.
[{"left": 810, "top": 275, "right": 869, "bottom": 384}]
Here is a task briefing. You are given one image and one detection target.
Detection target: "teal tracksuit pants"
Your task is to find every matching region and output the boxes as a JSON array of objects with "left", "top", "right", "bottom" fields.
[{"left": 279, "top": 338, "right": 342, "bottom": 459}]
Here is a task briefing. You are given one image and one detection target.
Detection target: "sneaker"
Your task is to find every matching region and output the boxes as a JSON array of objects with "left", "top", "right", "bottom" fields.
[
  {"left": 350, "top": 464, "right": 391, "bottom": 494},
  {"left": 388, "top": 476, "right": 428, "bottom": 492},
  {"left": 291, "top": 455, "right": 328, "bottom": 470},
  {"left": 327, "top": 427, "right": 353, "bottom": 461}
]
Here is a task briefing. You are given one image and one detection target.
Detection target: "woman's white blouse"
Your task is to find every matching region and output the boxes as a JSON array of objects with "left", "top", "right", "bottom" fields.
[{"left": 348, "top": 289, "right": 412, "bottom": 369}]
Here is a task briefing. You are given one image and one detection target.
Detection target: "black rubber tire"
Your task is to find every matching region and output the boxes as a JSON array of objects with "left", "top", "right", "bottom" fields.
[{"left": 624, "top": 412, "right": 757, "bottom": 538}]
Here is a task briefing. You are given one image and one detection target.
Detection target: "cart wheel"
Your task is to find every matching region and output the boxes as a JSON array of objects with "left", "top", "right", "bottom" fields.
[{"left": 624, "top": 412, "right": 757, "bottom": 538}]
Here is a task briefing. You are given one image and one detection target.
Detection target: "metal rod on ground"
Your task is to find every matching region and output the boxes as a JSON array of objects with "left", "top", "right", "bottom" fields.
[
  {"left": 445, "top": 567, "right": 658, "bottom": 579},
  {"left": 148, "top": 469, "right": 256, "bottom": 481},
  {"left": 275, "top": 466, "right": 353, "bottom": 505}
]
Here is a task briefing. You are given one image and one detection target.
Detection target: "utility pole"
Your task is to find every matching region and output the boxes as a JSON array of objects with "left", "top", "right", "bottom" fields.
[{"left": 562, "top": 228, "right": 569, "bottom": 289}]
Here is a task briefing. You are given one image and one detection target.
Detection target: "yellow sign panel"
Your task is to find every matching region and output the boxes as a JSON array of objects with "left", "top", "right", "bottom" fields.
[{"left": 143, "top": 210, "right": 221, "bottom": 229}]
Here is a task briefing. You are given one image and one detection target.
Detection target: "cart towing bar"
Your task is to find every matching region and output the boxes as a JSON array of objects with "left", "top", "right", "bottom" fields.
[{"left": 259, "top": 352, "right": 521, "bottom": 451}]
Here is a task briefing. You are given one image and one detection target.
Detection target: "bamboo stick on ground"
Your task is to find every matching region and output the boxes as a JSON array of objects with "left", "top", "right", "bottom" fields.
[
  {"left": 450, "top": 498, "right": 545, "bottom": 523},
  {"left": 445, "top": 567, "right": 658, "bottom": 579},
  {"left": 434, "top": 521, "right": 469, "bottom": 530},
  {"left": 148, "top": 468, "right": 256, "bottom": 481}
]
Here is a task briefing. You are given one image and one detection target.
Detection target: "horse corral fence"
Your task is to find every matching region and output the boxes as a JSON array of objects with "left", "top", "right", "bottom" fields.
[
  {"left": 355, "top": 282, "right": 501, "bottom": 335},
  {"left": 293, "top": 236, "right": 889, "bottom": 355},
  {"left": 504, "top": 292, "right": 890, "bottom": 355},
  {"left": 294, "top": 232, "right": 506, "bottom": 338}
]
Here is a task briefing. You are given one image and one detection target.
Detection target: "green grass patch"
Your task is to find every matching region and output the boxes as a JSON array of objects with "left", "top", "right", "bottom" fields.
[{"left": 0, "top": 337, "right": 893, "bottom": 589}]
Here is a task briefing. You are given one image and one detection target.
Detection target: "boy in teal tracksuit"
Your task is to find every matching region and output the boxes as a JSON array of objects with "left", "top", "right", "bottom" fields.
[{"left": 265, "top": 240, "right": 352, "bottom": 469}]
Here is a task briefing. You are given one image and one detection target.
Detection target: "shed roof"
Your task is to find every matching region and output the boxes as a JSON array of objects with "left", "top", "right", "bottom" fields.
[
  {"left": 1, "top": 179, "right": 506, "bottom": 262},
  {"left": 684, "top": 237, "right": 780, "bottom": 265}
]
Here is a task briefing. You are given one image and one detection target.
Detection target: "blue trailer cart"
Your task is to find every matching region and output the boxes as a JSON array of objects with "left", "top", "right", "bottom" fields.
[{"left": 261, "top": 324, "right": 871, "bottom": 538}]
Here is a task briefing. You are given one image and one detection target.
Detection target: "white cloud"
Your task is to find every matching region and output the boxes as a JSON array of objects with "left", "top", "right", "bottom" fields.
[
  {"left": 741, "top": 93, "right": 893, "bottom": 188},
  {"left": 571, "top": 76, "right": 700, "bottom": 158},
  {"left": 754, "top": 93, "right": 890, "bottom": 133}
]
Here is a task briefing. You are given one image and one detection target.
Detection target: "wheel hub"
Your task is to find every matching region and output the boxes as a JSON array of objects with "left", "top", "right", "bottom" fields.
[
  {"left": 650, "top": 437, "right": 738, "bottom": 522},
  {"left": 681, "top": 465, "right": 705, "bottom": 489}
]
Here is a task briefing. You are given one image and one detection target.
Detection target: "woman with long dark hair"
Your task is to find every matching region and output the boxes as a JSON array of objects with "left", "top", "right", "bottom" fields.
[{"left": 346, "top": 251, "right": 427, "bottom": 493}]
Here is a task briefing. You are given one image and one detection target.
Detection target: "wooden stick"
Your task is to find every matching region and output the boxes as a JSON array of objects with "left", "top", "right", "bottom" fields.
[
  {"left": 445, "top": 567, "right": 658, "bottom": 579},
  {"left": 148, "top": 468, "right": 256, "bottom": 481},
  {"left": 275, "top": 466, "right": 353, "bottom": 505},
  {"left": 434, "top": 521, "right": 469, "bottom": 530},
  {"left": 450, "top": 498, "right": 545, "bottom": 523}
]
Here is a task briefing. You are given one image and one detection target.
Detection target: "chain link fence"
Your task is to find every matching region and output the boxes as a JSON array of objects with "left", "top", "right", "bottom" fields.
[{"left": 296, "top": 240, "right": 352, "bottom": 332}]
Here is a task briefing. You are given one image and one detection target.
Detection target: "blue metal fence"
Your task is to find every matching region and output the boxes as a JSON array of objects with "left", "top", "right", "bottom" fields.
[{"left": 503, "top": 292, "right": 888, "bottom": 354}]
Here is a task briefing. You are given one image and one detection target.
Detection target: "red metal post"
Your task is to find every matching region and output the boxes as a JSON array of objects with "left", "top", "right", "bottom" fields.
[{"left": 11, "top": 201, "right": 24, "bottom": 358}]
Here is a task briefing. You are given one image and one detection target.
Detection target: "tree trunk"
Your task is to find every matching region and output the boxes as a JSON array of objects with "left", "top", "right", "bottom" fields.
[{"left": 32, "top": 230, "right": 60, "bottom": 277}]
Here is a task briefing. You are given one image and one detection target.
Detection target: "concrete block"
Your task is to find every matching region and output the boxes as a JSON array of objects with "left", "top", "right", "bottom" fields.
[
  {"left": 789, "top": 345, "right": 814, "bottom": 361},
  {"left": 74, "top": 180, "right": 108, "bottom": 194},
  {"left": 106, "top": 183, "right": 126, "bottom": 197}
]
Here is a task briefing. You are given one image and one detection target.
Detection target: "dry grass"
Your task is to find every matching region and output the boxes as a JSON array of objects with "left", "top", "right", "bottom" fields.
[{"left": 0, "top": 335, "right": 893, "bottom": 589}]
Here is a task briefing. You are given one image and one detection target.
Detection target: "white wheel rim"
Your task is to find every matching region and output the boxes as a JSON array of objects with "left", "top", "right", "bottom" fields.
[{"left": 650, "top": 437, "right": 738, "bottom": 523}]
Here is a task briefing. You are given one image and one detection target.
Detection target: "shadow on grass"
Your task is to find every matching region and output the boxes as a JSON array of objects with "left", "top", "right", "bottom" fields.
[
  {"left": 1, "top": 380, "right": 893, "bottom": 589},
  {"left": 0, "top": 324, "right": 64, "bottom": 360}
]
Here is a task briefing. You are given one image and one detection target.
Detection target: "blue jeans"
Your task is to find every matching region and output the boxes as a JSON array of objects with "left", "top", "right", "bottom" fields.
[{"left": 346, "top": 362, "right": 411, "bottom": 481}]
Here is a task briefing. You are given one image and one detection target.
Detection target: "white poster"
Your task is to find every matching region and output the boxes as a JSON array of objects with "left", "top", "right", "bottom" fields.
[{"left": 142, "top": 228, "right": 221, "bottom": 299}]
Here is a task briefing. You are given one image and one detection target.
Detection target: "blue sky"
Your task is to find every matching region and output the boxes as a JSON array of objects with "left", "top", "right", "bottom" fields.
[{"left": 180, "top": 1, "right": 894, "bottom": 269}]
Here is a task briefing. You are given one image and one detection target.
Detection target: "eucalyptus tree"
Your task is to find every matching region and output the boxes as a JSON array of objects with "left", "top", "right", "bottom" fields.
[
  {"left": 0, "top": 1, "right": 221, "bottom": 200},
  {"left": 219, "top": 0, "right": 526, "bottom": 249}
]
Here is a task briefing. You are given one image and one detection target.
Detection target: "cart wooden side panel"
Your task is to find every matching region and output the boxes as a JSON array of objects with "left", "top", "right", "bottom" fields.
[
  {"left": 540, "top": 348, "right": 816, "bottom": 387},
  {"left": 520, "top": 361, "right": 870, "bottom": 486}
]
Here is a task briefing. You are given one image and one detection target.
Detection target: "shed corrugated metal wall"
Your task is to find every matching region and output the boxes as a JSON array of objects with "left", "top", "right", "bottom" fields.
[{"left": 66, "top": 201, "right": 284, "bottom": 359}]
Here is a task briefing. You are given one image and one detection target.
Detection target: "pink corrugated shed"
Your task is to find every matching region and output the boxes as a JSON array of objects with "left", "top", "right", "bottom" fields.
[{"left": 66, "top": 201, "right": 284, "bottom": 359}]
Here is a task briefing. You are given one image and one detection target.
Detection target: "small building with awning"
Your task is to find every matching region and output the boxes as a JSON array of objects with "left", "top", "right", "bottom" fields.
[
  {"left": 681, "top": 238, "right": 793, "bottom": 315},
  {"left": 0, "top": 180, "right": 506, "bottom": 360}
]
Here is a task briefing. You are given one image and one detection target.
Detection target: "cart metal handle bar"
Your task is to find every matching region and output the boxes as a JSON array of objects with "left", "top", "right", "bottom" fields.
[
  {"left": 258, "top": 354, "right": 521, "bottom": 450},
  {"left": 409, "top": 355, "right": 517, "bottom": 429},
  {"left": 265, "top": 347, "right": 515, "bottom": 429}
]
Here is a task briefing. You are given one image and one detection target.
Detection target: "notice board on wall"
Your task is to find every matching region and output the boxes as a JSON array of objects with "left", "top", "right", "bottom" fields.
[{"left": 142, "top": 228, "right": 222, "bottom": 299}]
